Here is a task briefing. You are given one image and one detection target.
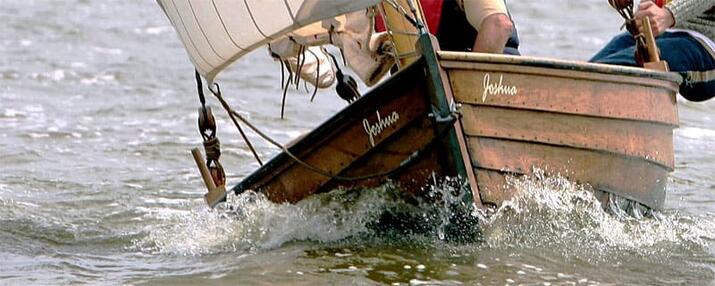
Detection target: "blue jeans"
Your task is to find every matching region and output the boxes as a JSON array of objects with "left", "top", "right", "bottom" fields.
[{"left": 590, "top": 32, "right": 715, "bottom": 102}]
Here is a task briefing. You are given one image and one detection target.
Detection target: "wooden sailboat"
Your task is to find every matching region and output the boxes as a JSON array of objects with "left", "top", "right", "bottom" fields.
[{"left": 158, "top": 0, "right": 680, "bottom": 211}]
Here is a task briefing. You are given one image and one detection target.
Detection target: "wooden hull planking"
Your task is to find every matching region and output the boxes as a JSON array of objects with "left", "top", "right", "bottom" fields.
[
  {"left": 232, "top": 51, "right": 681, "bottom": 211},
  {"left": 232, "top": 59, "right": 450, "bottom": 203},
  {"left": 439, "top": 51, "right": 680, "bottom": 209}
]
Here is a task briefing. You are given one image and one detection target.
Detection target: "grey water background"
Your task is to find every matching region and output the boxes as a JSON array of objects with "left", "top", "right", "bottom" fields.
[{"left": 1, "top": 0, "right": 714, "bottom": 285}]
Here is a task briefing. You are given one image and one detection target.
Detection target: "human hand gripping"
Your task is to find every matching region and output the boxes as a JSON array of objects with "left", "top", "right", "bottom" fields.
[{"left": 634, "top": 0, "right": 675, "bottom": 37}]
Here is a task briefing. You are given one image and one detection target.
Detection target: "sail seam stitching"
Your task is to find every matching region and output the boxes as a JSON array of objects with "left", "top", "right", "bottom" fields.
[
  {"left": 210, "top": 0, "right": 247, "bottom": 51},
  {"left": 283, "top": 0, "right": 296, "bottom": 22},
  {"left": 243, "top": 0, "right": 272, "bottom": 40},
  {"left": 168, "top": 0, "right": 213, "bottom": 75},
  {"left": 187, "top": 1, "right": 229, "bottom": 61}
]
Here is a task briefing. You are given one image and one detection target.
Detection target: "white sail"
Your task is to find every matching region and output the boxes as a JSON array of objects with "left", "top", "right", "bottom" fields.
[{"left": 158, "top": 0, "right": 382, "bottom": 83}]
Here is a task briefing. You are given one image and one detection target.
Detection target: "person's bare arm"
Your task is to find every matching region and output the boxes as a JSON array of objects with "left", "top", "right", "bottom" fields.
[
  {"left": 463, "top": 0, "right": 513, "bottom": 53},
  {"left": 472, "top": 13, "right": 513, "bottom": 53}
]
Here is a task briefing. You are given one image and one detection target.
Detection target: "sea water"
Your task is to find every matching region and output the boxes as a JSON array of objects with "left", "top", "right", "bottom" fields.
[{"left": 1, "top": 0, "right": 714, "bottom": 284}]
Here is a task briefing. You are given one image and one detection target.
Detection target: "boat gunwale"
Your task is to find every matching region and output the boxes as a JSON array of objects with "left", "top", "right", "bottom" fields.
[
  {"left": 442, "top": 60, "right": 680, "bottom": 95},
  {"left": 437, "top": 51, "right": 683, "bottom": 86}
]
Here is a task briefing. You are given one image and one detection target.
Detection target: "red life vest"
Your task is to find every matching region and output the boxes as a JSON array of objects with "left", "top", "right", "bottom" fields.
[
  {"left": 375, "top": 0, "right": 444, "bottom": 33},
  {"left": 375, "top": 0, "right": 520, "bottom": 54}
]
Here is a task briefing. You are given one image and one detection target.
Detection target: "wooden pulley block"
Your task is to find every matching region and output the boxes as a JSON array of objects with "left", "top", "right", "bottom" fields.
[{"left": 197, "top": 106, "right": 216, "bottom": 137}]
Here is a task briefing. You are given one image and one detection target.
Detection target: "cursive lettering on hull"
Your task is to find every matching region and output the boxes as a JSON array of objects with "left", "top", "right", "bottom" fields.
[
  {"left": 363, "top": 110, "right": 400, "bottom": 147},
  {"left": 482, "top": 73, "right": 518, "bottom": 102}
]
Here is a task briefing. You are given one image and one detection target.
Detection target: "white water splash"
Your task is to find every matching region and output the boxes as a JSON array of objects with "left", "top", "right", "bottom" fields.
[
  {"left": 135, "top": 186, "right": 399, "bottom": 256},
  {"left": 423, "top": 174, "right": 473, "bottom": 241},
  {"left": 134, "top": 170, "right": 714, "bottom": 262},
  {"left": 480, "top": 169, "right": 715, "bottom": 261}
]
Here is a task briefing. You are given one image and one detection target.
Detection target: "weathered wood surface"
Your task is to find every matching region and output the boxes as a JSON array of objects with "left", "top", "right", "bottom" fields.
[
  {"left": 470, "top": 138, "right": 669, "bottom": 208},
  {"left": 233, "top": 51, "right": 680, "bottom": 211},
  {"left": 445, "top": 63, "right": 679, "bottom": 125},
  {"left": 460, "top": 105, "right": 674, "bottom": 169},
  {"left": 438, "top": 51, "right": 681, "bottom": 83},
  {"left": 441, "top": 52, "right": 679, "bottom": 210},
  {"left": 232, "top": 60, "right": 445, "bottom": 203},
  {"left": 321, "top": 117, "right": 443, "bottom": 194},
  {"left": 260, "top": 85, "right": 430, "bottom": 203},
  {"left": 378, "top": 0, "right": 425, "bottom": 68}
]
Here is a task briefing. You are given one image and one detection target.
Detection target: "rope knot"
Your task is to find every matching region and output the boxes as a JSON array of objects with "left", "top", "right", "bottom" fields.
[{"left": 203, "top": 137, "right": 221, "bottom": 161}]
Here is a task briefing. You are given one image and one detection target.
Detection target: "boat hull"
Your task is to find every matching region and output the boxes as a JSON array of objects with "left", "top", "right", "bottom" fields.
[
  {"left": 233, "top": 51, "right": 680, "bottom": 210},
  {"left": 232, "top": 59, "right": 451, "bottom": 203},
  {"left": 439, "top": 52, "right": 679, "bottom": 209}
]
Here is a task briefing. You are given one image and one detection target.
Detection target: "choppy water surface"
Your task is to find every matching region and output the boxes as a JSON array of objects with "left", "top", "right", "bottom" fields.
[{"left": 1, "top": 0, "right": 714, "bottom": 285}]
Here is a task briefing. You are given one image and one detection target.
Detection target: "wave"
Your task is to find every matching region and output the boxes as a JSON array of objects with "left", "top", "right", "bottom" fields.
[
  {"left": 480, "top": 169, "right": 715, "bottom": 263},
  {"left": 135, "top": 171, "right": 715, "bottom": 267}
]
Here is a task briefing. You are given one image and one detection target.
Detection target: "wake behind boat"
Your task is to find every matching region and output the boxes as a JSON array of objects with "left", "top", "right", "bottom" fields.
[{"left": 157, "top": 0, "right": 680, "bottom": 214}]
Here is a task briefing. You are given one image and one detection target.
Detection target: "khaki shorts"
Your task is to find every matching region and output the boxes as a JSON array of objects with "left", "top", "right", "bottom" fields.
[{"left": 459, "top": 0, "right": 508, "bottom": 30}]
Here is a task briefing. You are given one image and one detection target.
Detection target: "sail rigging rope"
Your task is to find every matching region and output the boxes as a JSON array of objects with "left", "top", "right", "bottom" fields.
[
  {"left": 199, "top": 76, "right": 263, "bottom": 166},
  {"left": 307, "top": 48, "right": 320, "bottom": 102},
  {"left": 381, "top": 0, "right": 420, "bottom": 29},
  {"left": 280, "top": 59, "right": 291, "bottom": 119},
  {"left": 379, "top": 0, "right": 425, "bottom": 65},
  {"left": 193, "top": 0, "right": 442, "bottom": 185},
  {"left": 195, "top": 71, "right": 206, "bottom": 107},
  {"left": 195, "top": 70, "right": 227, "bottom": 188}
]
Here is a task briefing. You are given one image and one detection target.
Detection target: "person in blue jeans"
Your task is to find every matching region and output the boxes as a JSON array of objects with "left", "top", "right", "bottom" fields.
[{"left": 590, "top": 0, "right": 714, "bottom": 102}]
